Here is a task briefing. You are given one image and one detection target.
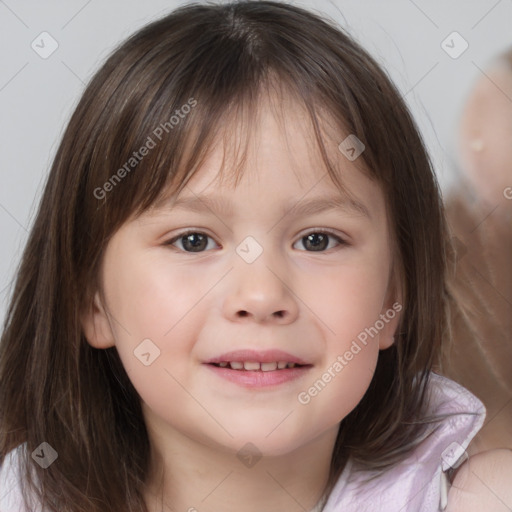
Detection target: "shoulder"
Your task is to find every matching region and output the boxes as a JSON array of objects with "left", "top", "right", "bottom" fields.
[
  {"left": 324, "top": 373, "right": 488, "bottom": 511},
  {"left": 446, "top": 448, "right": 512, "bottom": 512}
]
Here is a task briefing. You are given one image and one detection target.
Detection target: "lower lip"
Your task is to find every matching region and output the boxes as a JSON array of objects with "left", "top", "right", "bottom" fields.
[{"left": 204, "top": 364, "right": 312, "bottom": 388}]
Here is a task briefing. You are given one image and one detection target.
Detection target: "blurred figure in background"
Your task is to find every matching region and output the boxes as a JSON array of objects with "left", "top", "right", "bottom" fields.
[{"left": 442, "top": 47, "right": 512, "bottom": 453}]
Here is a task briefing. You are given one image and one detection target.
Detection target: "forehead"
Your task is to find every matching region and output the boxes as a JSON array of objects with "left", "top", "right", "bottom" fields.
[
  {"left": 151, "top": 91, "right": 382, "bottom": 219},
  {"left": 146, "top": 99, "right": 385, "bottom": 227}
]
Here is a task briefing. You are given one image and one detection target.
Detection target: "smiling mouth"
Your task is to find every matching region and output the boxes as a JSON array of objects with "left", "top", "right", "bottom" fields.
[{"left": 209, "top": 361, "right": 308, "bottom": 371}]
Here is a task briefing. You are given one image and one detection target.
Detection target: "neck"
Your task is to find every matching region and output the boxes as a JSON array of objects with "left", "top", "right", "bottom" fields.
[{"left": 143, "top": 423, "right": 339, "bottom": 512}]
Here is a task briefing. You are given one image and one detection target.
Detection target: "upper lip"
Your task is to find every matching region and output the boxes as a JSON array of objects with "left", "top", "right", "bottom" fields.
[{"left": 204, "top": 349, "right": 310, "bottom": 365}]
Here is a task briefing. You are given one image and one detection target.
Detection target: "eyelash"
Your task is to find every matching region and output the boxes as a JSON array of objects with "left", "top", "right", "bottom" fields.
[{"left": 164, "top": 229, "right": 348, "bottom": 253}]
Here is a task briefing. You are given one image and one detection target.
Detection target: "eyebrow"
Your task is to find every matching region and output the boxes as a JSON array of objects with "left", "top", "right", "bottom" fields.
[{"left": 165, "top": 193, "right": 371, "bottom": 219}]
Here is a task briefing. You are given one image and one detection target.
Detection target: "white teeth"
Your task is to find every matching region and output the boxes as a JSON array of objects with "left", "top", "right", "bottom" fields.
[
  {"left": 261, "top": 362, "right": 278, "bottom": 372},
  {"left": 243, "top": 362, "right": 260, "bottom": 371},
  {"left": 214, "top": 361, "right": 301, "bottom": 370}
]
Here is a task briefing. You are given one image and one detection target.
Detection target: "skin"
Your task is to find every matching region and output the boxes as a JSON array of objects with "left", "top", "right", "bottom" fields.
[
  {"left": 447, "top": 449, "right": 512, "bottom": 512},
  {"left": 453, "top": 59, "right": 512, "bottom": 450},
  {"left": 447, "top": 58, "right": 512, "bottom": 510},
  {"left": 458, "top": 60, "right": 512, "bottom": 211},
  {"left": 81, "top": 93, "right": 402, "bottom": 512}
]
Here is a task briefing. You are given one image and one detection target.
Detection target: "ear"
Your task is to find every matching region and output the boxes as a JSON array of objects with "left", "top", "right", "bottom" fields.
[
  {"left": 81, "top": 291, "right": 116, "bottom": 349},
  {"left": 378, "top": 265, "right": 403, "bottom": 350}
]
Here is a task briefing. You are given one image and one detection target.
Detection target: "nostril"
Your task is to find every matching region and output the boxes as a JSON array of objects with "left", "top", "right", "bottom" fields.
[{"left": 235, "top": 310, "right": 286, "bottom": 319}]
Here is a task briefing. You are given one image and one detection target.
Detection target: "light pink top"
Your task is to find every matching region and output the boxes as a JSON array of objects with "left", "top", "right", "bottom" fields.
[
  {"left": 0, "top": 373, "right": 485, "bottom": 511},
  {"left": 322, "top": 372, "right": 485, "bottom": 511}
]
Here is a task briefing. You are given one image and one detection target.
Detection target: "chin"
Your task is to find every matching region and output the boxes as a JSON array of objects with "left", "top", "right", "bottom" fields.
[{"left": 213, "top": 426, "right": 309, "bottom": 459}]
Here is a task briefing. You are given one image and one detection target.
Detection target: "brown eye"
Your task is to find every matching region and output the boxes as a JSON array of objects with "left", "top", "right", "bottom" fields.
[
  {"left": 166, "top": 231, "right": 218, "bottom": 252},
  {"left": 294, "top": 231, "right": 346, "bottom": 252},
  {"left": 303, "top": 233, "right": 328, "bottom": 251}
]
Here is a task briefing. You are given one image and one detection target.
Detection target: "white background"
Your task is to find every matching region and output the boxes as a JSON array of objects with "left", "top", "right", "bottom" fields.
[{"left": 1, "top": 0, "right": 511, "bottom": 326}]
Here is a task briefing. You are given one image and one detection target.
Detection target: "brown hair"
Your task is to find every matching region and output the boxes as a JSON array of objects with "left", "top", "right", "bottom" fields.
[
  {"left": 0, "top": 1, "right": 450, "bottom": 510},
  {"left": 440, "top": 46, "right": 512, "bottom": 451}
]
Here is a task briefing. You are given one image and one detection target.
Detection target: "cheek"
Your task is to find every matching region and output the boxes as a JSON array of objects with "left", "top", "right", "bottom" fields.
[
  {"left": 486, "top": 101, "right": 512, "bottom": 176},
  {"left": 293, "top": 254, "right": 390, "bottom": 428},
  {"left": 106, "top": 259, "right": 211, "bottom": 433},
  {"left": 459, "top": 82, "right": 512, "bottom": 201},
  {"left": 296, "top": 336, "right": 379, "bottom": 439},
  {"left": 103, "top": 255, "right": 213, "bottom": 385},
  {"left": 309, "top": 252, "right": 392, "bottom": 339},
  {"left": 105, "top": 253, "right": 211, "bottom": 338}
]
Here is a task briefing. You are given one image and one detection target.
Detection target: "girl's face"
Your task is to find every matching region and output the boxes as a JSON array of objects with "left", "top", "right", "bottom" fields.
[
  {"left": 82, "top": 96, "right": 401, "bottom": 458},
  {"left": 458, "top": 62, "right": 512, "bottom": 206}
]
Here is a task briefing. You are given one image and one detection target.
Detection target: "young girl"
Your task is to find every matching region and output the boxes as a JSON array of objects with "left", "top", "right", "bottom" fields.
[{"left": 0, "top": 1, "right": 509, "bottom": 511}]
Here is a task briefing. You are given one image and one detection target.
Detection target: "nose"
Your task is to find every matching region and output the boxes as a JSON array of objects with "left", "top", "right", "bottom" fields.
[{"left": 222, "top": 249, "right": 299, "bottom": 325}]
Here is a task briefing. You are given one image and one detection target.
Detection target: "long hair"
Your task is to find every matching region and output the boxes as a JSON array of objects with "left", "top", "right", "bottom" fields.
[{"left": 0, "top": 1, "right": 450, "bottom": 510}]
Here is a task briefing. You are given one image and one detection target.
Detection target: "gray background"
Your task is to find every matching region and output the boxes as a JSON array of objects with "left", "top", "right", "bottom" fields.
[{"left": 1, "top": 0, "right": 511, "bottom": 327}]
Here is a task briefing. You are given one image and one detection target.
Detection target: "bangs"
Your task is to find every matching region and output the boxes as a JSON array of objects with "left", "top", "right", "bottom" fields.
[
  {"left": 147, "top": 78, "right": 369, "bottom": 216},
  {"left": 76, "top": 2, "right": 389, "bottom": 305},
  {"left": 94, "top": 70, "right": 364, "bottom": 231}
]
